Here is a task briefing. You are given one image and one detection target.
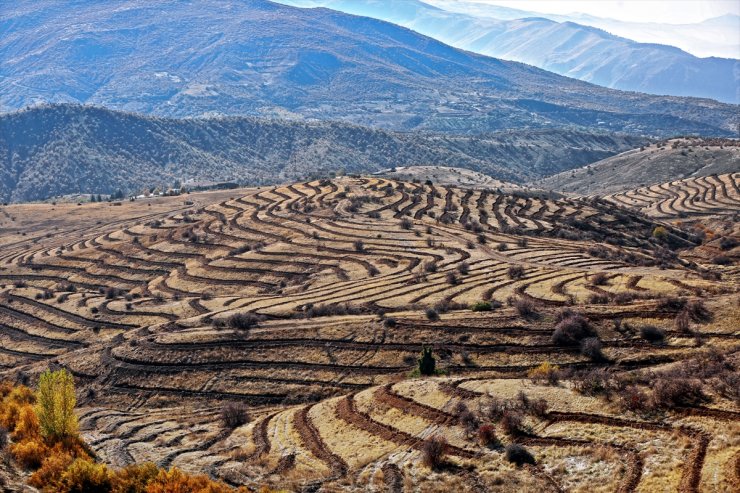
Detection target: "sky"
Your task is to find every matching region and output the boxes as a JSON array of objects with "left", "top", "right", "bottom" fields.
[{"left": 458, "top": 0, "right": 740, "bottom": 24}]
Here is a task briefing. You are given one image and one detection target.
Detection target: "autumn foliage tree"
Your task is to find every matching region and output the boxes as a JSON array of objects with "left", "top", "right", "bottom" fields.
[
  {"left": 35, "top": 369, "right": 78, "bottom": 441},
  {"left": 0, "top": 376, "right": 271, "bottom": 493}
]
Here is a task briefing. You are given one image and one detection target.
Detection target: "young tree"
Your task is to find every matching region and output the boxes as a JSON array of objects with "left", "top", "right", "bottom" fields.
[
  {"left": 35, "top": 369, "right": 78, "bottom": 441},
  {"left": 418, "top": 347, "right": 436, "bottom": 376}
]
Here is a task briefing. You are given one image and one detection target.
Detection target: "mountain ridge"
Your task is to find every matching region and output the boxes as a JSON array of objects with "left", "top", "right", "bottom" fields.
[
  {"left": 278, "top": 0, "right": 739, "bottom": 103},
  {"left": 0, "top": 0, "right": 736, "bottom": 137},
  {"left": 0, "top": 104, "right": 647, "bottom": 202}
]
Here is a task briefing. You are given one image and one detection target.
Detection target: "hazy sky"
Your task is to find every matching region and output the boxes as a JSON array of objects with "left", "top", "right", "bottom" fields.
[{"left": 461, "top": 0, "right": 739, "bottom": 24}]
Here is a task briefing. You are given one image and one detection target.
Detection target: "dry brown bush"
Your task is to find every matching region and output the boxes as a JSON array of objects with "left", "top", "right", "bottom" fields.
[
  {"left": 552, "top": 313, "right": 594, "bottom": 346},
  {"left": 505, "top": 444, "right": 535, "bottom": 466},
  {"left": 420, "top": 435, "right": 448, "bottom": 470},
  {"left": 221, "top": 403, "right": 250, "bottom": 429},
  {"left": 639, "top": 325, "right": 665, "bottom": 343},
  {"left": 512, "top": 297, "right": 538, "bottom": 319},
  {"left": 507, "top": 265, "right": 525, "bottom": 279},
  {"left": 500, "top": 410, "right": 525, "bottom": 436},
  {"left": 477, "top": 424, "right": 497, "bottom": 447}
]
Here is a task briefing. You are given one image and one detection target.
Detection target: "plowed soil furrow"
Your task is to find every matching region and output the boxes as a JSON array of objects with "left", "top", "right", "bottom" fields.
[
  {"left": 374, "top": 384, "right": 454, "bottom": 425},
  {"left": 295, "top": 404, "right": 348, "bottom": 476},
  {"left": 335, "top": 394, "right": 478, "bottom": 459}
]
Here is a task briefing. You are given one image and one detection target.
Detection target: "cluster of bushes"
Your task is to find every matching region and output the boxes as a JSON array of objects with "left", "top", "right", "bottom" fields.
[
  {"left": 445, "top": 272, "right": 459, "bottom": 285},
  {"left": 586, "top": 244, "right": 654, "bottom": 267},
  {"left": 656, "top": 297, "right": 712, "bottom": 337},
  {"left": 585, "top": 289, "right": 654, "bottom": 306},
  {"left": 675, "top": 299, "right": 712, "bottom": 333},
  {"left": 0, "top": 371, "right": 274, "bottom": 493},
  {"left": 713, "top": 255, "right": 732, "bottom": 265},
  {"left": 35, "top": 290, "right": 54, "bottom": 300},
  {"left": 588, "top": 272, "right": 609, "bottom": 286},
  {"left": 213, "top": 312, "right": 263, "bottom": 330},
  {"left": 507, "top": 265, "right": 525, "bottom": 280},
  {"left": 228, "top": 244, "right": 252, "bottom": 256},
  {"left": 551, "top": 309, "right": 603, "bottom": 360},
  {"left": 505, "top": 443, "right": 535, "bottom": 466},
  {"left": 462, "top": 220, "right": 484, "bottom": 234},
  {"left": 103, "top": 287, "right": 125, "bottom": 300},
  {"left": 470, "top": 300, "right": 502, "bottom": 312},
  {"left": 639, "top": 325, "right": 666, "bottom": 343},
  {"left": 453, "top": 402, "right": 480, "bottom": 437},
  {"left": 421, "top": 396, "right": 538, "bottom": 469},
  {"left": 346, "top": 194, "right": 381, "bottom": 213},
  {"left": 567, "top": 349, "right": 737, "bottom": 413},
  {"left": 425, "top": 307, "right": 440, "bottom": 321},
  {"left": 475, "top": 392, "right": 547, "bottom": 438},
  {"left": 297, "top": 302, "right": 373, "bottom": 319}
]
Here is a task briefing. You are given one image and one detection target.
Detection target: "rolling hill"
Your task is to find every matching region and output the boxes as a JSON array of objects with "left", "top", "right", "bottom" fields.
[
  {"left": 0, "top": 104, "right": 647, "bottom": 203},
  {"left": 535, "top": 137, "right": 740, "bottom": 195},
  {"left": 0, "top": 0, "right": 736, "bottom": 136},
  {"left": 280, "top": 0, "right": 739, "bottom": 103},
  {"left": 0, "top": 174, "right": 737, "bottom": 491}
]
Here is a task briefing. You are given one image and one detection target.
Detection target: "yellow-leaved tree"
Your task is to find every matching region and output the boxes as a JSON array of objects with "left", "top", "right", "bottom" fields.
[{"left": 35, "top": 369, "right": 78, "bottom": 441}]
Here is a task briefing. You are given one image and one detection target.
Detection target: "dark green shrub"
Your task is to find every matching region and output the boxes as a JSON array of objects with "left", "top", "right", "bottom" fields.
[{"left": 418, "top": 347, "right": 436, "bottom": 376}]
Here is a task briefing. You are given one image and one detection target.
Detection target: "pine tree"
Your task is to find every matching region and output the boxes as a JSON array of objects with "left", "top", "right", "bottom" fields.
[
  {"left": 35, "top": 368, "right": 78, "bottom": 440},
  {"left": 418, "top": 347, "right": 436, "bottom": 376}
]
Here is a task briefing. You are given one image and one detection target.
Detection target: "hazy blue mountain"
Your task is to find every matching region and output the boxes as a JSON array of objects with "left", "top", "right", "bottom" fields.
[
  {"left": 0, "top": 104, "right": 646, "bottom": 202},
  {"left": 426, "top": 1, "right": 740, "bottom": 59},
  {"left": 0, "top": 0, "right": 735, "bottom": 137},
  {"left": 279, "top": 0, "right": 739, "bottom": 104}
]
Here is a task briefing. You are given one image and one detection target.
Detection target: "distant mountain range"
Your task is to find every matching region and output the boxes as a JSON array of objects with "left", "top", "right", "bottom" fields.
[
  {"left": 0, "top": 0, "right": 736, "bottom": 137},
  {"left": 280, "top": 0, "right": 739, "bottom": 104},
  {"left": 425, "top": 1, "right": 740, "bottom": 60},
  {"left": 0, "top": 105, "right": 646, "bottom": 202}
]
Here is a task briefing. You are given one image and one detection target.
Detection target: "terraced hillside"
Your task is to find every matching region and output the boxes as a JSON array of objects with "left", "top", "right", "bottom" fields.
[
  {"left": 0, "top": 176, "right": 738, "bottom": 491},
  {"left": 536, "top": 138, "right": 740, "bottom": 196},
  {"left": 601, "top": 172, "right": 740, "bottom": 220}
]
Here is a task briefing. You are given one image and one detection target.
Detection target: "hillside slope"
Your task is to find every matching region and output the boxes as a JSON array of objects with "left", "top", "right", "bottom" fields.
[
  {"left": 280, "top": 0, "right": 739, "bottom": 103},
  {"left": 1, "top": 175, "right": 738, "bottom": 491},
  {"left": 535, "top": 138, "right": 740, "bottom": 195},
  {"left": 0, "top": 105, "right": 646, "bottom": 202},
  {"left": 0, "top": 0, "right": 736, "bottom": 136}
]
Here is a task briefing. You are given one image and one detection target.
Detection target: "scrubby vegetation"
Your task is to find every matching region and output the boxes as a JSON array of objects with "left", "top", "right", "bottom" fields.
[
  {"left": 0, "top": 374, "right": 271, "bottom": 493},
  {"left": 0, "top": 105, "right": 654, "bottom": 203},
  {"left": 552, "top": 311, "right": 595, "bottom": 346},
  {"left": 504, "top": 444, "right": 535, "bottom": 466}
]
